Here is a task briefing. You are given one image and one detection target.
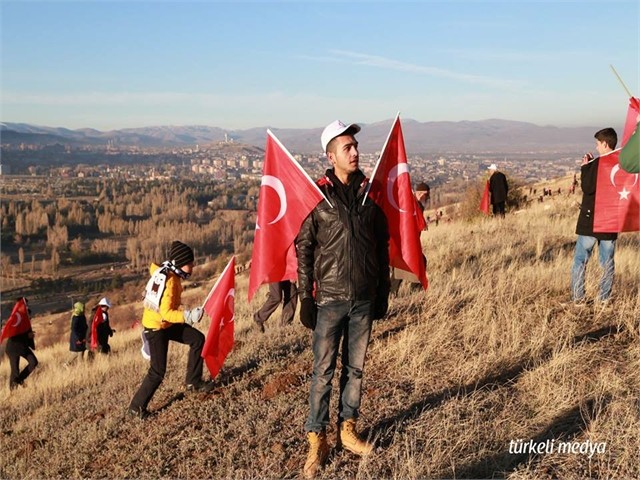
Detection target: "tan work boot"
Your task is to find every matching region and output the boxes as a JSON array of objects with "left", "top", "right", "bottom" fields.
[
  {"left": 337, "top": 418, "right": 373, "bottom": 455},
  {"left": 303, "top": 431, "right": 330, "bottom": 479}
]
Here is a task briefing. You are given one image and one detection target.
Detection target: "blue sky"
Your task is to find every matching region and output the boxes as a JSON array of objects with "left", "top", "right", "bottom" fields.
[{"left": 1, "top": 0, "right": 638, "bottom": 131}]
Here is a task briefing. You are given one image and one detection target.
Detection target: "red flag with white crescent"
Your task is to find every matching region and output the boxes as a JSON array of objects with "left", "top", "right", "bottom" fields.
[
  {"left": 1, "top": 298, "right": 32, "bottom": 342},
  {"left": 593, "top": 150, "right": 640, "bottom": 232},
  {"left": 248, "top": 130, "right": 327, "bottom": 301},
  {"left": 367, "top": 114, "right": 428, "bottom": 289},
  {"left": 202, "top": 256, "right": 235, "bottom": 379}
]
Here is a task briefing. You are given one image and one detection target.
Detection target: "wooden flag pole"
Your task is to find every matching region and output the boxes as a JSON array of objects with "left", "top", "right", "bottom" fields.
[{"left": 609, "top": 64, "right": 634, "bottom": 98}]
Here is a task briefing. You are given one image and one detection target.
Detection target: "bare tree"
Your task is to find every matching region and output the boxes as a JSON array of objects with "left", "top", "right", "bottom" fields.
[{"left": 18, "top": 247, "right": 25, "bottom": 273}]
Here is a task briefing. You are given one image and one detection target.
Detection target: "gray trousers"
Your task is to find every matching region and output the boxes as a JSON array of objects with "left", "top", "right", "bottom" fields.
[{"left": 254, "top": 281, "right": 298, "bottom": 324}]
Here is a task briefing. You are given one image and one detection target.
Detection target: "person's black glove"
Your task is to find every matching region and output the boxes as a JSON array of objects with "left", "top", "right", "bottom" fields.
[
  {"left": 373, "top": 298, "right": 388, "bottom": 320},
  {"left": 300, "top": 298, "right": 317, "bottom": 330}
]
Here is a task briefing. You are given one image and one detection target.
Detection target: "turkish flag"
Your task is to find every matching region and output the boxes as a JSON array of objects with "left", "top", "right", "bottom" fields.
[
  {"left": 479, "top": 181, "right": 490, "bottom": 215},
  {"left": 202, "top": 256, "right": 235, "bottom": 379},
  {"left": 1, "top": 298, "right": 32, "bottom": 342},
  {"left": 593, "top": 150, "right": 640, "bottom": 232},
  {"left": 90, "top": 307, "right": 104, "bottom": 350},
  {"left": 622, "top": 97, "right": 640, "bottom": 146},
  {"left": 248, "top": 130, "right": 326, "bottom": 301},
  {"left": 367, "top": 115, "right": 428, "bottom": 289}
]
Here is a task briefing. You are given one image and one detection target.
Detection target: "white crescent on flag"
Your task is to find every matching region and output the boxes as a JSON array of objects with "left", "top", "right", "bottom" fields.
[
  {"left": 387, "top": 163, "right": 411, "bottom": 213},
  {"left": 256, "top": 175, "right": 288, "bottom": 229},
  {"left": 13, "top": 312, "right": 23, "bottom": 327},
  {"left": 610, "top": 164, "right": 638, "bottom": 187}
]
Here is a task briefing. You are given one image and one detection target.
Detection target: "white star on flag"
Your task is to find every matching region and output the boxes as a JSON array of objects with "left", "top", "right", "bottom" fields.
[{"left": 619, "top": 187, "right": 631, "bottom": 200}]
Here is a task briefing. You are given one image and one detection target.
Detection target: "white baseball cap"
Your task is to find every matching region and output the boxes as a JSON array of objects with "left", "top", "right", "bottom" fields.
[
  {"left": 321, "top": 120, "right": 361, "bottom": 153},
  {"left": 488, "top": 164, "right": 498, "bottom": 170},
  {"left": 98, "top": 297, "right": 112, "bottom": 308}
]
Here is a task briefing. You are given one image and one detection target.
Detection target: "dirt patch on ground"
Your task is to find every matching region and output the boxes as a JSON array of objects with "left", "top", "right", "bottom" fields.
[{"left": 261, "top": 371, "right": 303, "bottom": 400}]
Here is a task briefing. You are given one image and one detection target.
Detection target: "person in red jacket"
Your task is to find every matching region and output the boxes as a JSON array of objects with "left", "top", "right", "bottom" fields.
[{"left": 2, "top": 298, "right": 38, "bottom": 390}]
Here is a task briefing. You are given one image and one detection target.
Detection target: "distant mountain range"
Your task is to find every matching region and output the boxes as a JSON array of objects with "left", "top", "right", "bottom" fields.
[{"left": 0, "top": 119, "right": 606, "bottom": 153}]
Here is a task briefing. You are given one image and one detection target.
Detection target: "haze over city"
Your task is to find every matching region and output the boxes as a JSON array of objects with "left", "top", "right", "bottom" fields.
[{"left": 1, "top": 0, "right": 638, "bottom": 132}]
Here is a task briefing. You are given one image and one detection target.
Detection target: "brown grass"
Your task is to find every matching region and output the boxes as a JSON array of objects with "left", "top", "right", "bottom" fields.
[{"left": 1, "top": 189, "right": 639, "bottom": 479}]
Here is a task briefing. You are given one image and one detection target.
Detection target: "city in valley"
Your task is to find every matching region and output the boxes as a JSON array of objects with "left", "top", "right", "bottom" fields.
[
  {"left": 0, "top": 137, "right": 582, "bottom": 323},
  {"left": 1, "top": 138, "right": 583, "bottom": 200}
]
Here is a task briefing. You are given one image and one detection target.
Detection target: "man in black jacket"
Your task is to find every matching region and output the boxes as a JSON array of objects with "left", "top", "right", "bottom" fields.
[
  {"left": 296, "top": 120, "right": 390, "bottom": 479},
  {"left": 488, "top": 164, "right": 509, "bottom": 217},
  {"left": 570, "top": 128, "right": 618, "bottom": 304}
]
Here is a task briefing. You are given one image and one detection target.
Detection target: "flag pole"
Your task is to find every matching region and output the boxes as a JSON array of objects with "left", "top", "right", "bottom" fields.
[
  {"left": 609, "top": 64, "right": 634, "bottom": 98},
  {"left": 267, "top": 129, "right": 333, "bottom": 208},
  {"left": 200, "top": 256, "right": 235, "bottom": 309},
  {"left": 362, "top": 111, "right": 401, "bottom": 205}
]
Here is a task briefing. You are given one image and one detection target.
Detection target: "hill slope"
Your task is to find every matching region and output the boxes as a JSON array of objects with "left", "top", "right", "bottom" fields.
[{"left": 1, "top": 190, "right": 639, "bottom": 479}]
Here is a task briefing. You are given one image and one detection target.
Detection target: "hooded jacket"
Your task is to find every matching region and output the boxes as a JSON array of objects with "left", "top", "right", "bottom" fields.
[
  {"left": 296, "top": 169, "right": 390, "bottom": 306},
  {"left": 69, "top": 303, "right": 87, "bottom": 352}
]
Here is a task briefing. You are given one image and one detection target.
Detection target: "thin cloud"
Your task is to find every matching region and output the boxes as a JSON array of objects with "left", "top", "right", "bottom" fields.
[
  {"left": 438, "top": 47, "right": 592, "bottom": 63},
  {"left": 321, "top": 49, "right": 526, "bottom": 90}
]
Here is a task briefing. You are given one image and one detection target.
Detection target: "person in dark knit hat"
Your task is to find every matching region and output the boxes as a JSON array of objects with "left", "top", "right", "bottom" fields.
[
  {"left": 128, "top": 240, "right": 213, "bottom": 419},
  {"left": 170, "top": 241, "right": 194, "bottom": 269}
]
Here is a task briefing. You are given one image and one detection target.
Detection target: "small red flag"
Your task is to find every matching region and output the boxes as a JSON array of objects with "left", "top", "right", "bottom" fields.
[
  {"left": 367, "top": 114, "right": 428, "bottom": 289},
  {"left": 202, "top": 256, "right": 235, "bottom": 379},
  {"left": 480, "top": 181, "right": 491, "bottom": 215},
  {"left": 90, "top": 307, "right": 104, "bottom": 351},
  {"left": 593, "top": 150, "right": 640, "bottom": 232},
  {"left": 248, "top": 130, "right": 327, "bottom": 301},
  {"left": 1, "top": 298, "right": 32, "bottom": 342},
  {"left": 622, "top": 97, "right": 640, "bottom": 146}
]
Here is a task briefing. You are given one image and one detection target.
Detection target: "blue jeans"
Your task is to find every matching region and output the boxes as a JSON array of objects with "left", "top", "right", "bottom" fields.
[
  {"left": 571, "top": 235, "right": 616, "bottom": 301},
  {"left": 305, "top": 300, "right": 373, "bottom": 433}
]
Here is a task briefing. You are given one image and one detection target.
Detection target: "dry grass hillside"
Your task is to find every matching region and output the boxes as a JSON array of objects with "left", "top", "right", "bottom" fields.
[{"left": 1, "top": 189, "right": 639, "bottom": 479}]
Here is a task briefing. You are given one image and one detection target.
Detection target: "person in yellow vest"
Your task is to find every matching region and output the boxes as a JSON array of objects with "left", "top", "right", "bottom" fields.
[{"left": 128, "top": 241, "right": 213, "bottom": 419}]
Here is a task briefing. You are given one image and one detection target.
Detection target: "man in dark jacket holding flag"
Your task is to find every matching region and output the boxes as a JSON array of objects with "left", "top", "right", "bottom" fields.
[
  {"left": 295, "top": 120, "right": 389, "bottom": 479},
  {"left": 488, "top": 164, "right": 509, "bottom": 217},
  {"left": 570, "top": 128, "right": 618, "bottom": 304}
]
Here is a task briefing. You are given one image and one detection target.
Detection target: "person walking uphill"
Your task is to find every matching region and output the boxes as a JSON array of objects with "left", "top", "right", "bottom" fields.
[
  {"left": 2, "top": 298, "right": 38, "bottom": 390},
  {"left": 128, "top": 241, "right": 213, "bottom": 419},
  {"left": 488, "top": 164, "right": 509, "bottom": 217},
  {"left": 253, "top": 280, "right": 298, "bottom": 333},
  {"left": 295, "top": 120, "right": 390, "bottom": 479},
  {"left": 570, "top": 128, "right": 619, "bottom": 305},
  {"left": 66, "top": 302, "right": 88, "bottom": 365}
]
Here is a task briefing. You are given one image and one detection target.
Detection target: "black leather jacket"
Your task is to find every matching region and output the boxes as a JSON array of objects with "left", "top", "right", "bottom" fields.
[{"left": 295, "top": 171, "right": 390, "bottom": 306}]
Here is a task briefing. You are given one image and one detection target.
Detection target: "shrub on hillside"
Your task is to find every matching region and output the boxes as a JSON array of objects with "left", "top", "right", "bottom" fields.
[
  {"left": 459, "top": 175, "right": 528, "bottom": 221},
  {"left": 459, "top": 180, "right": 487, "bottom": 221}
]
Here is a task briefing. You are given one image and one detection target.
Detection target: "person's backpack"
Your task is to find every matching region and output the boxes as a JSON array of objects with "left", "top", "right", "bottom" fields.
[{"left": 143, "top": 264, "right": 170, "bottom": 312}]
